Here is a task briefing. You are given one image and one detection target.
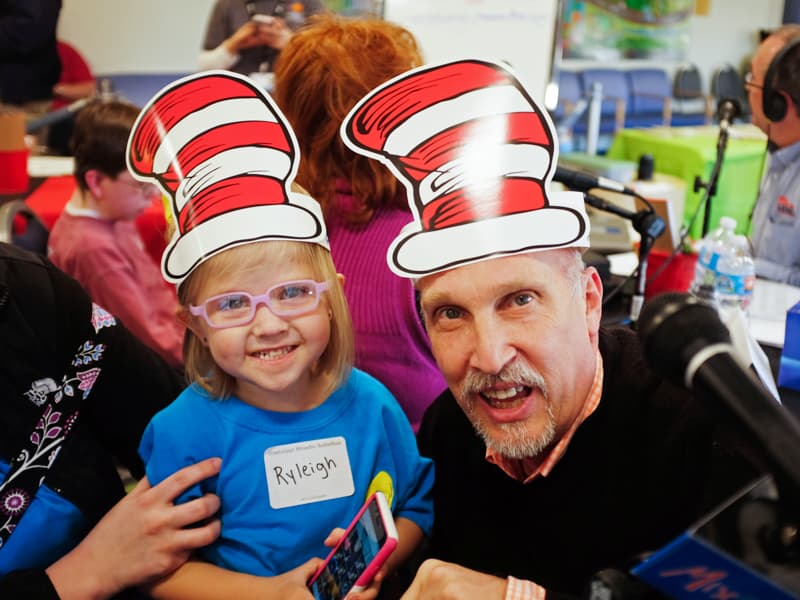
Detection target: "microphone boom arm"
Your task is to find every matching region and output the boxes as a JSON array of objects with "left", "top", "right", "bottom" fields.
[{"left": 584, "top": 191, "right": 666, "bottom": 323}]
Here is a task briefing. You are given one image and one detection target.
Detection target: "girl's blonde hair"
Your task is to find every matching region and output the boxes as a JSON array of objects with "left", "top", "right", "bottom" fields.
[{"left": 178, "top": 241, "right": 354, "bottom": 400}]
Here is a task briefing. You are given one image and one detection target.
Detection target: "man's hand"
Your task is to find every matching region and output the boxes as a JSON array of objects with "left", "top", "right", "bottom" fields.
[
  {"left": 46, "top": 457, "right": 222, "bottom": 600},
  {"left": 400, "top": 559, "right": 507, "bottom": 600}
]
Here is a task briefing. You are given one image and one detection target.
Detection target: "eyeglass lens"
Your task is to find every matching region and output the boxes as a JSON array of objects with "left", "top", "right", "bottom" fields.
[{"left": 202, "top": 280, "right": 327, "bottom": 327}]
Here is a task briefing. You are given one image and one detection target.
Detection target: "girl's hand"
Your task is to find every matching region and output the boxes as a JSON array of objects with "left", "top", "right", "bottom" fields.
[
  {"left": 271, "top": 558, "right": 323, "bottom": 600},
  {"left": 323, "top": 527, "right": 385, "bottom": 600},
  {"left": 323, "top": 527, "right": 346, "bottom": 548}
]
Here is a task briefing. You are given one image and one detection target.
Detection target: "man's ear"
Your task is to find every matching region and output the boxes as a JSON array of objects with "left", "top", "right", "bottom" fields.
[
  {"left": 782, "top": 89, "right": 800, "bottom": 121},
  {"left": 583, "top": 266, "right": 603, "bottom": 340}
]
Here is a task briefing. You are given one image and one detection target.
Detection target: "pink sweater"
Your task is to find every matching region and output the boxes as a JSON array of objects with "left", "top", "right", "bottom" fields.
[
  {"left": 327, "top": 187, "right": 447, "bottom": 431},
  {"left": 48, "top": 210, "right": 184, "bottom": 367}
]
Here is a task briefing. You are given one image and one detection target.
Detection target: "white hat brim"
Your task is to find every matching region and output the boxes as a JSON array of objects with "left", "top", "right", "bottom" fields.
[
  {"left": 163, "top": 199, "right": 327, "bottom": 284},
  {"left": 388, "top": 191, "right": 590, "bottom": 277}
]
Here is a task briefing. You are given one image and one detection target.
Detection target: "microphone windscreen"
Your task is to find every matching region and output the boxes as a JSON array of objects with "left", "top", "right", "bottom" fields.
[
  {"left": 717, "top": 97, "right": 741, "bottom": 120},
  {"left": 637, "top": 292, "right": 731, "bottom": 383}
]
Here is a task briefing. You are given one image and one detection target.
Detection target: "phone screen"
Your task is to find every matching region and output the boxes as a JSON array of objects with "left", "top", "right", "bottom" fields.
[{"left": 309, "top": 500, "right": 389, "bottom": 600}]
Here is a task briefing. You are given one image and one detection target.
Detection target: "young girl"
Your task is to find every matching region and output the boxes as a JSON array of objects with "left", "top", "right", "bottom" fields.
[{"left": 128, "top": 71, "right": 433, "bottom": 599}]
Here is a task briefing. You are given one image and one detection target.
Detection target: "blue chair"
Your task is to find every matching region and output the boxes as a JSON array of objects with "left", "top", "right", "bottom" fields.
[
  {"left": 711, "top": 63, "right": 750, "bottom": 121},
  {"left": 671, "top": 64, "right": 714, "bottom": 126},
  {"left": 550, "top": 70, "right": 592, "bottom": 152},
  {"left": 625, "top": 68, "right": 672, "bottom": 128},
  {"left": 577, "top": 69, "right": 630, "bottom": 153},
  {"left": 579, "top": 68, "right": 629, "bottom": 135},
  {"left": 551, "top": 70, "right": 584, "bottom": 124}
]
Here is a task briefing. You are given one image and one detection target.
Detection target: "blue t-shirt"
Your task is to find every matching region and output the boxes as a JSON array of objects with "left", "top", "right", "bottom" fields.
[{"left": 139, "top": 368, "right": 434, "bottom": 576}]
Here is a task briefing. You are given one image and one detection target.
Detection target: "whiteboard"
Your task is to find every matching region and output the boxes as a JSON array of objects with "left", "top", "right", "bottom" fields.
[{"left": 383, "top": 0, "right": 560, "bottom": 104}]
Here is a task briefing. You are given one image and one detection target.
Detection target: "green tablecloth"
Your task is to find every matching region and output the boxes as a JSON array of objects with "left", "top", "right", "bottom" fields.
[{"left": 607, "top": 126, "right": 768, "bottom": 240}]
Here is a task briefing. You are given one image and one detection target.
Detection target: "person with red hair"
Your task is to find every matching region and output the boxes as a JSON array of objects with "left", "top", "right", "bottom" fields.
[{"left": 272, "top": 15, "right": 447, "bottom": 432}]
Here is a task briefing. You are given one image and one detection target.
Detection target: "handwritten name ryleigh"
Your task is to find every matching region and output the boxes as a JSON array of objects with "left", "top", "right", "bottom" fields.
[{"left": 273, "top": 456, "right": 337, "bottom": 485}]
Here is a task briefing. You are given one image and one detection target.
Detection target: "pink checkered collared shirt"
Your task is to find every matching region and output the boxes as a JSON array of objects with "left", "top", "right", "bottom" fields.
[{"left": 486, "top": 349, "right": 603, "bottom": 483}]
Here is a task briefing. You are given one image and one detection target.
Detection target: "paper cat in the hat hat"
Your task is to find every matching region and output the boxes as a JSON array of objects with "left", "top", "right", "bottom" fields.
[
  {"left": 340, "top": 58, "right": 589, "bottom": 278},
  {"left": 127, "top": 70, "right": 328, "bottom": 286}
]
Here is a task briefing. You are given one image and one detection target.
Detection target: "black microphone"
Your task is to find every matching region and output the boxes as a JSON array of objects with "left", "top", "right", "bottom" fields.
[
  {"left": 638, "top": 292, "right": 800, "bottom": 511},
  {"left": 717, "top": 97, "right": 741, "bottom": 133},
  {"left": 553, "top": 166, "right": 637, "bottom": 196}
]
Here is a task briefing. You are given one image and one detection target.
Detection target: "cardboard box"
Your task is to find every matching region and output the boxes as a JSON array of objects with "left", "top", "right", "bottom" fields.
[
  {"left": 0, "top": 108, "right": 26, "bottom": 151},
  {"left": 778, "top": 300, "right": 800, "bottom": 391}
]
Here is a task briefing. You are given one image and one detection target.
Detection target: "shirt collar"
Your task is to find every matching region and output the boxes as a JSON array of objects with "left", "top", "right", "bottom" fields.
[
  {"left": 485, "top": 349, "right": 603, "bottom": 483},
  {"left": 769, "top": 138, "right": 800, "bottom": 171}
]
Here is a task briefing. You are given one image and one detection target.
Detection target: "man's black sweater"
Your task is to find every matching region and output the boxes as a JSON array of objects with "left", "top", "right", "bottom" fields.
[{"left": 417, "top": 326, "right": 762, "bottom": 598}]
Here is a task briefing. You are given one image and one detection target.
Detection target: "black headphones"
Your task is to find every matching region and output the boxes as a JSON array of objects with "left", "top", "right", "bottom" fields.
[{"left": 762, "top": 36, "right": 800, "bottom": 122}]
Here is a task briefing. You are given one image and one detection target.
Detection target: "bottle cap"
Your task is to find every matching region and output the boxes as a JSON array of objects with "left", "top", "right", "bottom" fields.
[
  {"left": 637, "top": 153, "right": 654, "bottom": 181},
  {"left": 720, "top": 215, "right": 737, "bottom": 230}
]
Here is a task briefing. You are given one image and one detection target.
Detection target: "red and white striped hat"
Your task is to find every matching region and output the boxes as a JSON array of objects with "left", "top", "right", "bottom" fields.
[
  {"left": 341, "top": 59, "right": 589, "bottom": 278},
  {"left": 127, "top": 71, "right": 328, "bottom": 285}
]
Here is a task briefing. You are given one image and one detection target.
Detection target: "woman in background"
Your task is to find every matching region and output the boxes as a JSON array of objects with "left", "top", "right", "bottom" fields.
[{"left": 272, "top": 15, "right": 447, "bottom": 431}]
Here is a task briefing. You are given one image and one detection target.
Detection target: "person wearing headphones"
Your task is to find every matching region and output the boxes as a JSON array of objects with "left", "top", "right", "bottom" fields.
[{"left": 747, "top": 24, "right": 800, "bottom": 286}]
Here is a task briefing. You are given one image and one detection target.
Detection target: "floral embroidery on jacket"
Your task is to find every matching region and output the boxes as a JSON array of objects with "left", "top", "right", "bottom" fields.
[
  {"left": 91, "top": 302, "right": 116, "bottom": 333},
  {"left": 0, "top": 338, "right": 107, "bottom": 545}
]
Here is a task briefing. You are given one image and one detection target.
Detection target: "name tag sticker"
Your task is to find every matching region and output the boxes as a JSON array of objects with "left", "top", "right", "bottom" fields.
[{"left": 264, "top": 436, "right": 354, "bottom": 509}]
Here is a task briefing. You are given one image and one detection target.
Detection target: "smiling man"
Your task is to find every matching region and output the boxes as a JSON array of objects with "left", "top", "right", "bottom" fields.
[
  {"left": 341, "top": 58, "right": 764, "bottom": 600},
  {"left": 419, "top": 249, "right": 599, "bottom": 471}
]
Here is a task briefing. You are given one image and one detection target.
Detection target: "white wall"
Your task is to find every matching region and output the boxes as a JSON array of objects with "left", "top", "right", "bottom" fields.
[
  {"left": 58, "top": 0, "right": 216, "bottom": 75},
  {"left": 688, "top": 0, "right": 784, "bottom": 79},
  {"left": 385, "top": 0, "right": 559, "bottom": 102},
  {"left": 58, "top": 0, "right": 785, "bottom": 86}
]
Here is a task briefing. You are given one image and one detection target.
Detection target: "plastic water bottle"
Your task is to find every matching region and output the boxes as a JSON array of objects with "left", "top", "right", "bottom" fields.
[
  {"left": 689, "top": 216, "right": 738, "bottom": 301},
  {"left": 715, "top": 233, "right": 755, "bottom": 315}
]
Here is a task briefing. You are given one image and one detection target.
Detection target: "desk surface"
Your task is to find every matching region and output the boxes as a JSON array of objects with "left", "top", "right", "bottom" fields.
[
  {"left": 750, "top": 278, "right": 800, "bottom": 348},
  {"left": 606, "top": 251, "right": 798, "bottom": 348},
  {"left": 607, "top": 125, "right": 768, "bottom": 241},
  {"left": 28, "top": 155, "right": 74, "bottom": 178}
]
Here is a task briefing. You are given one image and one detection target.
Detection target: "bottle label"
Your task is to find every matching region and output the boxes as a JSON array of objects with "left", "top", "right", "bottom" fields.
[
  {"left": 716, "top": 272, "right": 755, "bottom": 302},
  {"left": 698, "top": 248, "right": 721, "bottom": 271}
]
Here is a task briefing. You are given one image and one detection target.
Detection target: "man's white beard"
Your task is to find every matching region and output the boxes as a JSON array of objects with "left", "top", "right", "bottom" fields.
[
  {"left": 459, "top": 358, "right": 556, "bottom": 459},
  {"left": 465, "top": 399, "right": 556, "bottom": 459}
]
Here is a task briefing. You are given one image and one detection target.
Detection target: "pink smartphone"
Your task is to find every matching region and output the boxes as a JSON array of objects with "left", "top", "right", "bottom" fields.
[{"left": 308, "top": 491, "right": 399, "bottom": 599}]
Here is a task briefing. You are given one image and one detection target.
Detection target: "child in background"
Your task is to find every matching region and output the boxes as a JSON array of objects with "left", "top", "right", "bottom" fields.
[
  {"left": 48, "top": 99, "right": 184, "bottom": 368},
  {"left": 128, "top": 71, "right": 433, "bottom": 598}
]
